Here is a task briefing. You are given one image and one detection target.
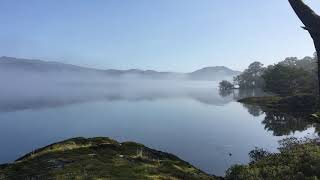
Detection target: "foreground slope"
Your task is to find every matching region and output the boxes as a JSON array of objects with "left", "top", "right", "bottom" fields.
[{"left": 0, "top": 137, "right": 218, "bottom": 180}]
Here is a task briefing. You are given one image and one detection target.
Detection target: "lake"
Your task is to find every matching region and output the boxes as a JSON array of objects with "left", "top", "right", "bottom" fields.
[{"left": 0, "top": 80, "right": 318, "bottom": 176}]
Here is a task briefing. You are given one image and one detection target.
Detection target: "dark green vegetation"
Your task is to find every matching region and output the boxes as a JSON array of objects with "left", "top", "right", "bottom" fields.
[
  {"left": 0, "top": 137, "right": 218, "bottom": 180},
  {"left": 220, "top": 54, "right": 318, "bottom": 97},
  {"left": 238, "top": 94, "right": 318, "bottom": 113},
  {"left": 246, "top": 56, "right": 317, "bottom": 95},
  {"left": 263, "top": 63, "right": 317, "bottom": 96},
  {"left": 233, "top": 62, "right": 265, "bottom": 89},
  {"left": 238, "top": 96, "right": 282, "bottom": 107},
  {"left": 225, "top": 138, "right": 320, "bottom": 180},
  {"left": 222, "top": 53, "right": 320, "bottom": 135}
]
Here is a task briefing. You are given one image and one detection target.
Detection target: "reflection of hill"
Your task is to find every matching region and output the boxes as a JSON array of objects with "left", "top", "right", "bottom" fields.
[
  {"left": 188, "top": 90, "right": 233, "bottom": 106},
  {"left": 0, "top": 85, "right": 233, "bottom": 113}
]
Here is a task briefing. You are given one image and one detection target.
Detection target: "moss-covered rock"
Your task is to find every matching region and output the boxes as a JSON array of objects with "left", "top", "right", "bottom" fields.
[{"left": 0, "top": 137, "right": 218, "bottom": 180}]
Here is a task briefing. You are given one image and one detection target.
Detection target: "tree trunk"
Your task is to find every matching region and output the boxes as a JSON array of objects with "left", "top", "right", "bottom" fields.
[
  {"left": 288, "top": 0, "right": 320, "bottom": 97},
  {"left": 312, "top": 33, "right": 320, "bottom": 96}
]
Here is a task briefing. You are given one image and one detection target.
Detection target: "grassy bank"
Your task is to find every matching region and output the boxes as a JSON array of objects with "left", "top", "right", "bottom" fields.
[
  {"left": 238, "top": 94, "right": 319, "bottom": 122},
  {"left": 0, "top": 137, "right": 218, "bottom": 180},
  {"left": 238, "top": 94, "right": 318, "bottom": 111}
]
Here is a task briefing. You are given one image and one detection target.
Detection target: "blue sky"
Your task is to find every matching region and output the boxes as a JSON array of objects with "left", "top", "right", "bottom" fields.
[{"left": 0, "top": 0, "right": 319, "bottom": 72}]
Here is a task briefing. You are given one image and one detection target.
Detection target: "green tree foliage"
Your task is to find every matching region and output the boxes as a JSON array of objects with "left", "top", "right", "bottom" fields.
[
  {"left": 234, "top": 54, "right": 318, "bottom": 96},
  {"left": 219, "top": 80, "right": 234, "bottom": 90},
  {"left": 234, "top": 62, "right": 265, "bottom": 89},
  {"left": 279, "top": 56, "right": 316, "bottom": 72},
  {"left": 248, "top": 147, "right": 271, "bottom": 164},
  {"left": 262, "top": 64, "right": 316, "bottom": 96}
]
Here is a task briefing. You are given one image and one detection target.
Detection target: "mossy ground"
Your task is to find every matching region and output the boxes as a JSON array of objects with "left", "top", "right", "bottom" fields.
[{"left": 0, "top": 137, "right": 218, "bottom": 180}]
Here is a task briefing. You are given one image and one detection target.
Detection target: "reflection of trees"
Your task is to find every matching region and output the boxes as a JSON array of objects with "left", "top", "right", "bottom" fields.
[
  {"left": 235, "top": 89, "right": 270, "bottom": 100},
  {"left": 221, "top": 88, "right": 318, "bottom": 136},
  {"left": 218, "top": 88, "right": 271, "bottom": 101},
  {"left": 219, "top": 87, "right": 314, "bottom": 137},
  {"left": 262, "top": 111, "right": 312, "bottom": 136},
  {"left": 241, "top": 104, "right": 264, "bottom": 117},
  {"left": 240, "top": 102, "right": 317, "bottom": 136},
  {"left": 219, "top": 89, "right": 233, "bottom": 98}
]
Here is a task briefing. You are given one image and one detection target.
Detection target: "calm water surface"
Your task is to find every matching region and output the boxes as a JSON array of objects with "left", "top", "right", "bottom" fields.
[{"left": 0, "top": 82, "right": 318, "bottom": 176}]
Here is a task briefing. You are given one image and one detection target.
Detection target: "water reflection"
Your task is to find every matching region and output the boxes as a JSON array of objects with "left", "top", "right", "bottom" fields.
[
  {"left": 3, "top": 86, "right": 318, "bottom": 138},
  {"left": 219, "top": 88, "right": 319, "bottom": 136},
  {"left": 0, "top": 83, "right": 233, "bottom": 113},
  {"left": 219, "top": 89, "right": 233, "bottom": 98},
  {"left": 242, "top": 101, "right": 318, "bottom": 136},
  {"left": 262, "top": 111, "right": 313, "bottom": 136},
  {"left": 0, "top": 85, "right": 317, "bottom": 176},
  {"left": 241, "top": 104, "right": 264, "bottom": 117}
]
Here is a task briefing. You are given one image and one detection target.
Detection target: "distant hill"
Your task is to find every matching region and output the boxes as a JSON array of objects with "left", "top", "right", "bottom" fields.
[
  {"left": 187, "top": 66, "right": 241, "bottom": 81},
  {"left": 0, "top": 56, "right": 240, "bottom": 81}
]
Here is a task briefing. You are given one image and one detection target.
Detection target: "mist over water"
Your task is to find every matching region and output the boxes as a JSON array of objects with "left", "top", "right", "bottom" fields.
[{"left": 0, "top": 69, "right": 229, "bottom": 112}]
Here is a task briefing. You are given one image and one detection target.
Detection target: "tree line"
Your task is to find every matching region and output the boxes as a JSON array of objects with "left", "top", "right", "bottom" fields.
[{"left": 219, "top": 53, "right": 318, "bottom": 96}]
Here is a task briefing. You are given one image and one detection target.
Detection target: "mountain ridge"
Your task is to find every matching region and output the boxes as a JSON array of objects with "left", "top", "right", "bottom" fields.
[{"left": 0, "top": 56, "right": 241, "bottom": 80}]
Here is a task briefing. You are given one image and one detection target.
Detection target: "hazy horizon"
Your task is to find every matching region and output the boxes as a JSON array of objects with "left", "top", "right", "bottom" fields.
[{"left": 0, "top": 56, "right": 243, "bottom": 74}]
